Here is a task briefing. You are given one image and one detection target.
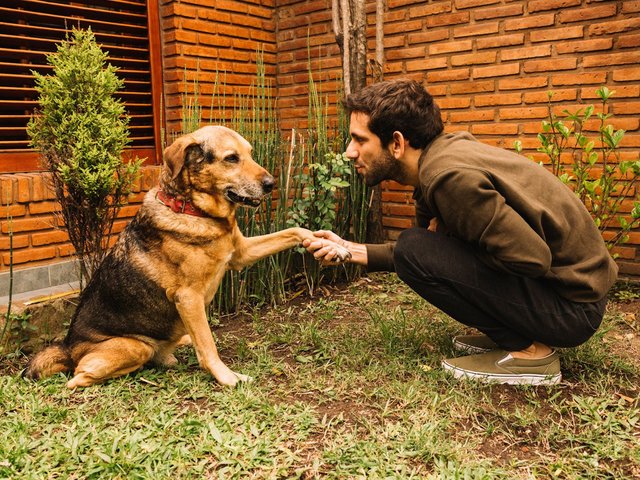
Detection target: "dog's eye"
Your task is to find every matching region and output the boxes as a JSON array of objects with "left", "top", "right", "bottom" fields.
[{"left": 224, "top": 154, "right": 240, "bottom": 164}]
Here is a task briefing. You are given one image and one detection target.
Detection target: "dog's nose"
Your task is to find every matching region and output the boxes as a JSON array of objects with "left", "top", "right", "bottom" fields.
[{"left": 262, "top": 175, "right": 275, "bottom": 194}]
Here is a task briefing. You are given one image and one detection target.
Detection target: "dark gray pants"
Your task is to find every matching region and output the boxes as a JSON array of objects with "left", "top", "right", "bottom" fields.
[{"left": 393, "top": 228, "right": 606, "bottom": 351}]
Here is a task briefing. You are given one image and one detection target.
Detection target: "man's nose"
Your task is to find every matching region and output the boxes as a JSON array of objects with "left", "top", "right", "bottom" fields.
[{"left": 345, "top": 140, "right": 358, "bottom": 160}]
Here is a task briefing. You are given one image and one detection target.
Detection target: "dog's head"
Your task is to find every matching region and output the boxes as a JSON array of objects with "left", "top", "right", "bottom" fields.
[{"left": 162, "top": 126, "right": 274, "bottom": 208}]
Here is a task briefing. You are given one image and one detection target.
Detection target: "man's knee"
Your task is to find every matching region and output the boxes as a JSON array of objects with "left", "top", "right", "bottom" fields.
[{"left": 394, "top": 228, "right": 436, "bottom": 284}]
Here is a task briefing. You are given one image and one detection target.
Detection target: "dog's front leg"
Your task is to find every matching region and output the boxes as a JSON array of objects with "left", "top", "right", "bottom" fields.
[
  {"left": 229, "top": 227, "right": 315, "bottom": 270},
  {"left": 174, "top": 288, "right": 249, "bottom": 386}
]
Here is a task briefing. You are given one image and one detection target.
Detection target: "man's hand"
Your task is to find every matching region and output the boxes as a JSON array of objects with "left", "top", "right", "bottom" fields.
[{"left": 303, "top": 230, "right": 352, "bottom": 265}]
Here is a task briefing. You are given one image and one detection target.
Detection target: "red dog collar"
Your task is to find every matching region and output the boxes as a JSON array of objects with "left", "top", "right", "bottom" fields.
[{"left": 156, "top": 190, "right": 207, "bottom": 218}]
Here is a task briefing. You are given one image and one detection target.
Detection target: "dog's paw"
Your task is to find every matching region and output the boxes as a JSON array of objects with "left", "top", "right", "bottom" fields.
[
  {"left": 212, "top": 363, "right": 253, "bottom": 387},
  {"left": 330, "top": 243, "right": 352, "bottom": 263}
]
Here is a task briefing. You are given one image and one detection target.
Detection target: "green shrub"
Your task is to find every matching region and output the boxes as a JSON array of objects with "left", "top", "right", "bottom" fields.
[
  {"left": 516, "top": 87, "right": 640, "bottom": 255},
  {"left": 27, "top": 28, "right": 141, "bottom": 283}
]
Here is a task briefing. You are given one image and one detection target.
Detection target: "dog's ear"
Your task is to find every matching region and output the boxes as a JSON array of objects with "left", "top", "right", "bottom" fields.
[{"left": 163, "top": 135, "right": 204, "bottom": 180}]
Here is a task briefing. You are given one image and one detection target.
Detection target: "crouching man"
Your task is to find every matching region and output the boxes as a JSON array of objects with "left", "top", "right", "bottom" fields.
[{"left": 304, "top": 79, "right": 617, "bottom": 385}]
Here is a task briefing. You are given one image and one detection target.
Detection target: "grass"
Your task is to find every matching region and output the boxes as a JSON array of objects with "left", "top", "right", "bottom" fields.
[{"left": 1, "top": 273, "right": 639, "bottom": 479}]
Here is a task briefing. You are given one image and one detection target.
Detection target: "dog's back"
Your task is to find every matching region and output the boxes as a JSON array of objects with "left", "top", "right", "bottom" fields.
[{"left": 24, "top": 206, "right": 180, "bottom": 381}]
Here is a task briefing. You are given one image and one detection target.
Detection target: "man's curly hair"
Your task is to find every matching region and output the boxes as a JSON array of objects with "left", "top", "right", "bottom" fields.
[{"left": 343, "top": 79, "right": 444, "bottom": 149}]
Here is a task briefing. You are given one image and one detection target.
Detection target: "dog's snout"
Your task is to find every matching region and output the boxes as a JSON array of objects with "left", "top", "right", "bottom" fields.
[{"left": 262, "top": 175, "right": 275, "bottom": 194}]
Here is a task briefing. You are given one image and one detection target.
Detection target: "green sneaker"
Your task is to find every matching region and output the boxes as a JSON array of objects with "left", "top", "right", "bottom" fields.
[
  {"left": 442, "top": 350, "right": 561, "bottom": 386},
  {"left": 453, "top": 334, "right": 498, "bottom": 354}
]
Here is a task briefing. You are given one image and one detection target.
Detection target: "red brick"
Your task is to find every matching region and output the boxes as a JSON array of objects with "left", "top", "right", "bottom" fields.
[
  {"left": 57, "top": 243, "right": 77, "bottom": 258},
  {"left": 499, "top": 107, "right": 548, "bottom": 120},
  {"left": 582, "top": 117, "right": 639, "bottom": 133},
  {"left": 584, "top": 51, "right": 640, "bottom": 68},
  {"left": 382, "top": 204, "right": 417, "bottom": 217},
  {"left": 552, "top": 72, "right": 608, "bottom": 86},
  {"left": 407, "top": 30, "right": 450, "bottom": 44},
  {"left": 524, "top": 89, "right": 577, "bottom": 104},
  {"left": 427, "top": 12, "right": 470, "bottom": 28},
  {"left": 622, "top": 1, "right": 640, "bottom": 13},
  {"left": 0, "top": 177, "right": 15, "bottom": 204},
  {"left": 15, "top": 176, "right": 31, "bottom": 204},
  {"left": 0, "top": 234, "right": 29, "bottom": 251},
  {"left": 386, "top": 0, "right": 425, "bottom": 8},
  {"left": 31, "top": 230, "right": 69, "bottom": 247},
  {"left": 382, "top": 191, "right": 414, "bottom": 203},
  {"left": 612, "top": 68, "right": 640, "bottom": 82},
  {"left": 449, "top": 110, "right": 496, "bottom": 122},
  {"left": 528, "top": 0, "right": 581, "bottom": 13},
  {"left": 559, "top": 5, "right": 617, "bottom": 23},
  {"left": 426, "top": 68, "right": 470, "bottom": 83},
  {"left": 524, "top": 58, "right": 577, "bottom": 73},
  {"left": 409, "top": 3, "right": 452, "bottom": 17},
  {"left": 2, "top": 246, "right": 56, "bottom": 266},
  {"left": 531, "top": 26, "right": 584, "bottom": 43},
  {"left": 618, "top": 34, "right": 640, "bottom": 49},
  {"left": 450, "top": 80, "right": 494, "bottom": 94},
  {"left": 451, "top": 51, "right": 496, "bottom": 67},
  {"left": 455, "top": 0, "right": 500, "bottom": 8},
  {"left": 1, "top": 217, "right": 54, "bottom": 234},
  {"left": 474, "top": 5, "right": 523, "bottom": 20},
  {"left": 499, "top": 77, "right": 548, "bottom": 90},
  {"left": 382, "top": 217, "right": 413, "bottom": 229},
  {"left": 504, "top": 14, "right": 555, "bottom": 31},
  {"left": 439, "top": 97, "right": 472, "bottom": 109},
  {"left": 385, "top": 20, "right": 422, "bottom": 35},
  {"left": 407, "top": 57, "right": 447, "bottom": 71},
  {"left": 475, "top": 93, "right": 522, "bottom": 107},
  {"left": 613, "top": 102, "right": 640, "bottom": 115},
  {"left": 556, "top": 38, "right": 613, "bottom": 54},
  {"left": 589, "top": 18, "right": 640, "bottom": 36},
  {"left": 0, "top": 204, "right": 26, "bottom": 218},
  {"left": 476, "top": 33, "right": 525, "bottom": 50},
  {"left": 28, "top": 201, "right": 61, "bottom": 215},
  {"left": 386, "top": 47, "right": 426, "bottom": 60},
  {"left": 453, "top": 22, "right": 499, "bottom": 38},
  {"left": 429, "top": 40, "right": 473, "bottom": 55},
  {"left": 580, "top": 85, "right": 640, "bottom": 100},
  {"left": 501, "top": 45, "right": 551, "bottom": 61},
  {"left": 471, "top": 123, "right": 520, "bottom": 135},
  {"left": 473, "top": 63, "right": 520, "bottom": 79}
]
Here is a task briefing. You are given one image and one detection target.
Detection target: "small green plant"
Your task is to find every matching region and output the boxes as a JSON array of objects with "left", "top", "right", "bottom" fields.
[
  {"left": 288, "top": 152, "right": 352, "bottom": 231},
  {"left": 516, "top": 87, "right": 640, "bottom": 255},
  {"left": 27, "top": 27, "right": 141, "bottom": 283}
]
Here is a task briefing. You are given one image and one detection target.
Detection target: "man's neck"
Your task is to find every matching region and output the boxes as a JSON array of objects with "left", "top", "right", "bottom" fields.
[{"left": 395, "top": 146, "right": 423, "bottom": 187}]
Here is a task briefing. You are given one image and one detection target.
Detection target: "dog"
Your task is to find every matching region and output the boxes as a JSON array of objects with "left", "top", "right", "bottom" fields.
[{"left": 24, "top": 125, "right": 349, "bottom": 388}]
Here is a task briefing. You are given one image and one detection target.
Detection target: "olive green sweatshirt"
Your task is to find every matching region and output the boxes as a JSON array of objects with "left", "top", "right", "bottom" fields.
[{"left": 366, "top": 131, "right": 618, "bottom": 303}]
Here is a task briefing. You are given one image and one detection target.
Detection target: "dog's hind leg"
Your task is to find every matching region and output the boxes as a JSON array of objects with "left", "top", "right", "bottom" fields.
[{"left": 66, "top": 337, "right": 155, "bottom": 389}]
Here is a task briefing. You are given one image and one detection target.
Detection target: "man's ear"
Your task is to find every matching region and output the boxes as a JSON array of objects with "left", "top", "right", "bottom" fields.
[
  {"left": 389, "top": 131, "right": 406, "bottom": 159},
  {"left": 163, "top": 135, "right": 197, "bottom": 180}
]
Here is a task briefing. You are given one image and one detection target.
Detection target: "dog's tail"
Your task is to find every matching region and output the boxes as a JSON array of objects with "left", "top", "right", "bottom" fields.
[{"left": 23, "top": 343, "right": 73, "bottom": 380}]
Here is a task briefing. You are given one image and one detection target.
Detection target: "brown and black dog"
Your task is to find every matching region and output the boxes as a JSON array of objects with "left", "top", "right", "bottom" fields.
[{"left": 24, "top": 125, "right": 348, "bottom": 388}]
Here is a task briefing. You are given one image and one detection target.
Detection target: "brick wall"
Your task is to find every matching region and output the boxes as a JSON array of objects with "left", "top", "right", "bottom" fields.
[
  {"left": 276, "top": 0, "right": 640, "bottom": 275},
  {"left": 160, "top": 0, "right": 278, "bottom": 137},
  {"left": 0, "top": 167, "right": 160, "bottom": 273}
]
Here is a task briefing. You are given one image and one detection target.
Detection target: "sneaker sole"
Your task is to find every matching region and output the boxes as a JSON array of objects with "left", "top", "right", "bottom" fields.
[
  {"left": 452, "top": 339, "right": 493, "bottom": 355},
  {"left": 442, "top": 361, "right": 562, "bottom": 386}
]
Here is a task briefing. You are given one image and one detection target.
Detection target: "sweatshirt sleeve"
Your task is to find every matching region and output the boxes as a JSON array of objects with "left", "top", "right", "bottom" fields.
[
  {"left": 365, "top": 243, "right": 396, "bottom": 272},
  {"left": 429, "top": 168, "right": 552, "bottom": 278}
]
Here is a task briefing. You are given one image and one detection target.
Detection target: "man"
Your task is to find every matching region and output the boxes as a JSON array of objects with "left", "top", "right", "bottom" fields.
[{"left": 304, "top": 79, "right": 618, "bottom": 385}]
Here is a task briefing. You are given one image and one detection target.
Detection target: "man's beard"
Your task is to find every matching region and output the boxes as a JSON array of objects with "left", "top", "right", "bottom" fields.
[{"left": 362, "top": 150, "right": 401, "bottom": 187}]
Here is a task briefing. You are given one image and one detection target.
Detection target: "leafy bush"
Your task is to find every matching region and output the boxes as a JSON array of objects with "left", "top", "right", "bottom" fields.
[
  {"left": 516, "top": 87, "right": 640, "bottom": 255},
  {"left": 27, "top": 28, "right": 141, "bottom": 283}
]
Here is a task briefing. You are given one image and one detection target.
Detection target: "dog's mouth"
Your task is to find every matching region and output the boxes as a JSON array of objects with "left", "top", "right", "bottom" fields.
[{"left": 224, "top": 189, "right": 262, "bottom": 208}]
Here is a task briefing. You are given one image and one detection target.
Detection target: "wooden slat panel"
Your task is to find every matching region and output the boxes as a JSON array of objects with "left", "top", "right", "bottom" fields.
[{"left": 0, "top": 0, "right": 160, "bottom": 167}]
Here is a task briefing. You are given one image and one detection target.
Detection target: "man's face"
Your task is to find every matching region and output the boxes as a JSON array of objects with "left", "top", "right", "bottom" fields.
[{"left": 346, "top": 112, "right": 396, "bottom": 187}]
